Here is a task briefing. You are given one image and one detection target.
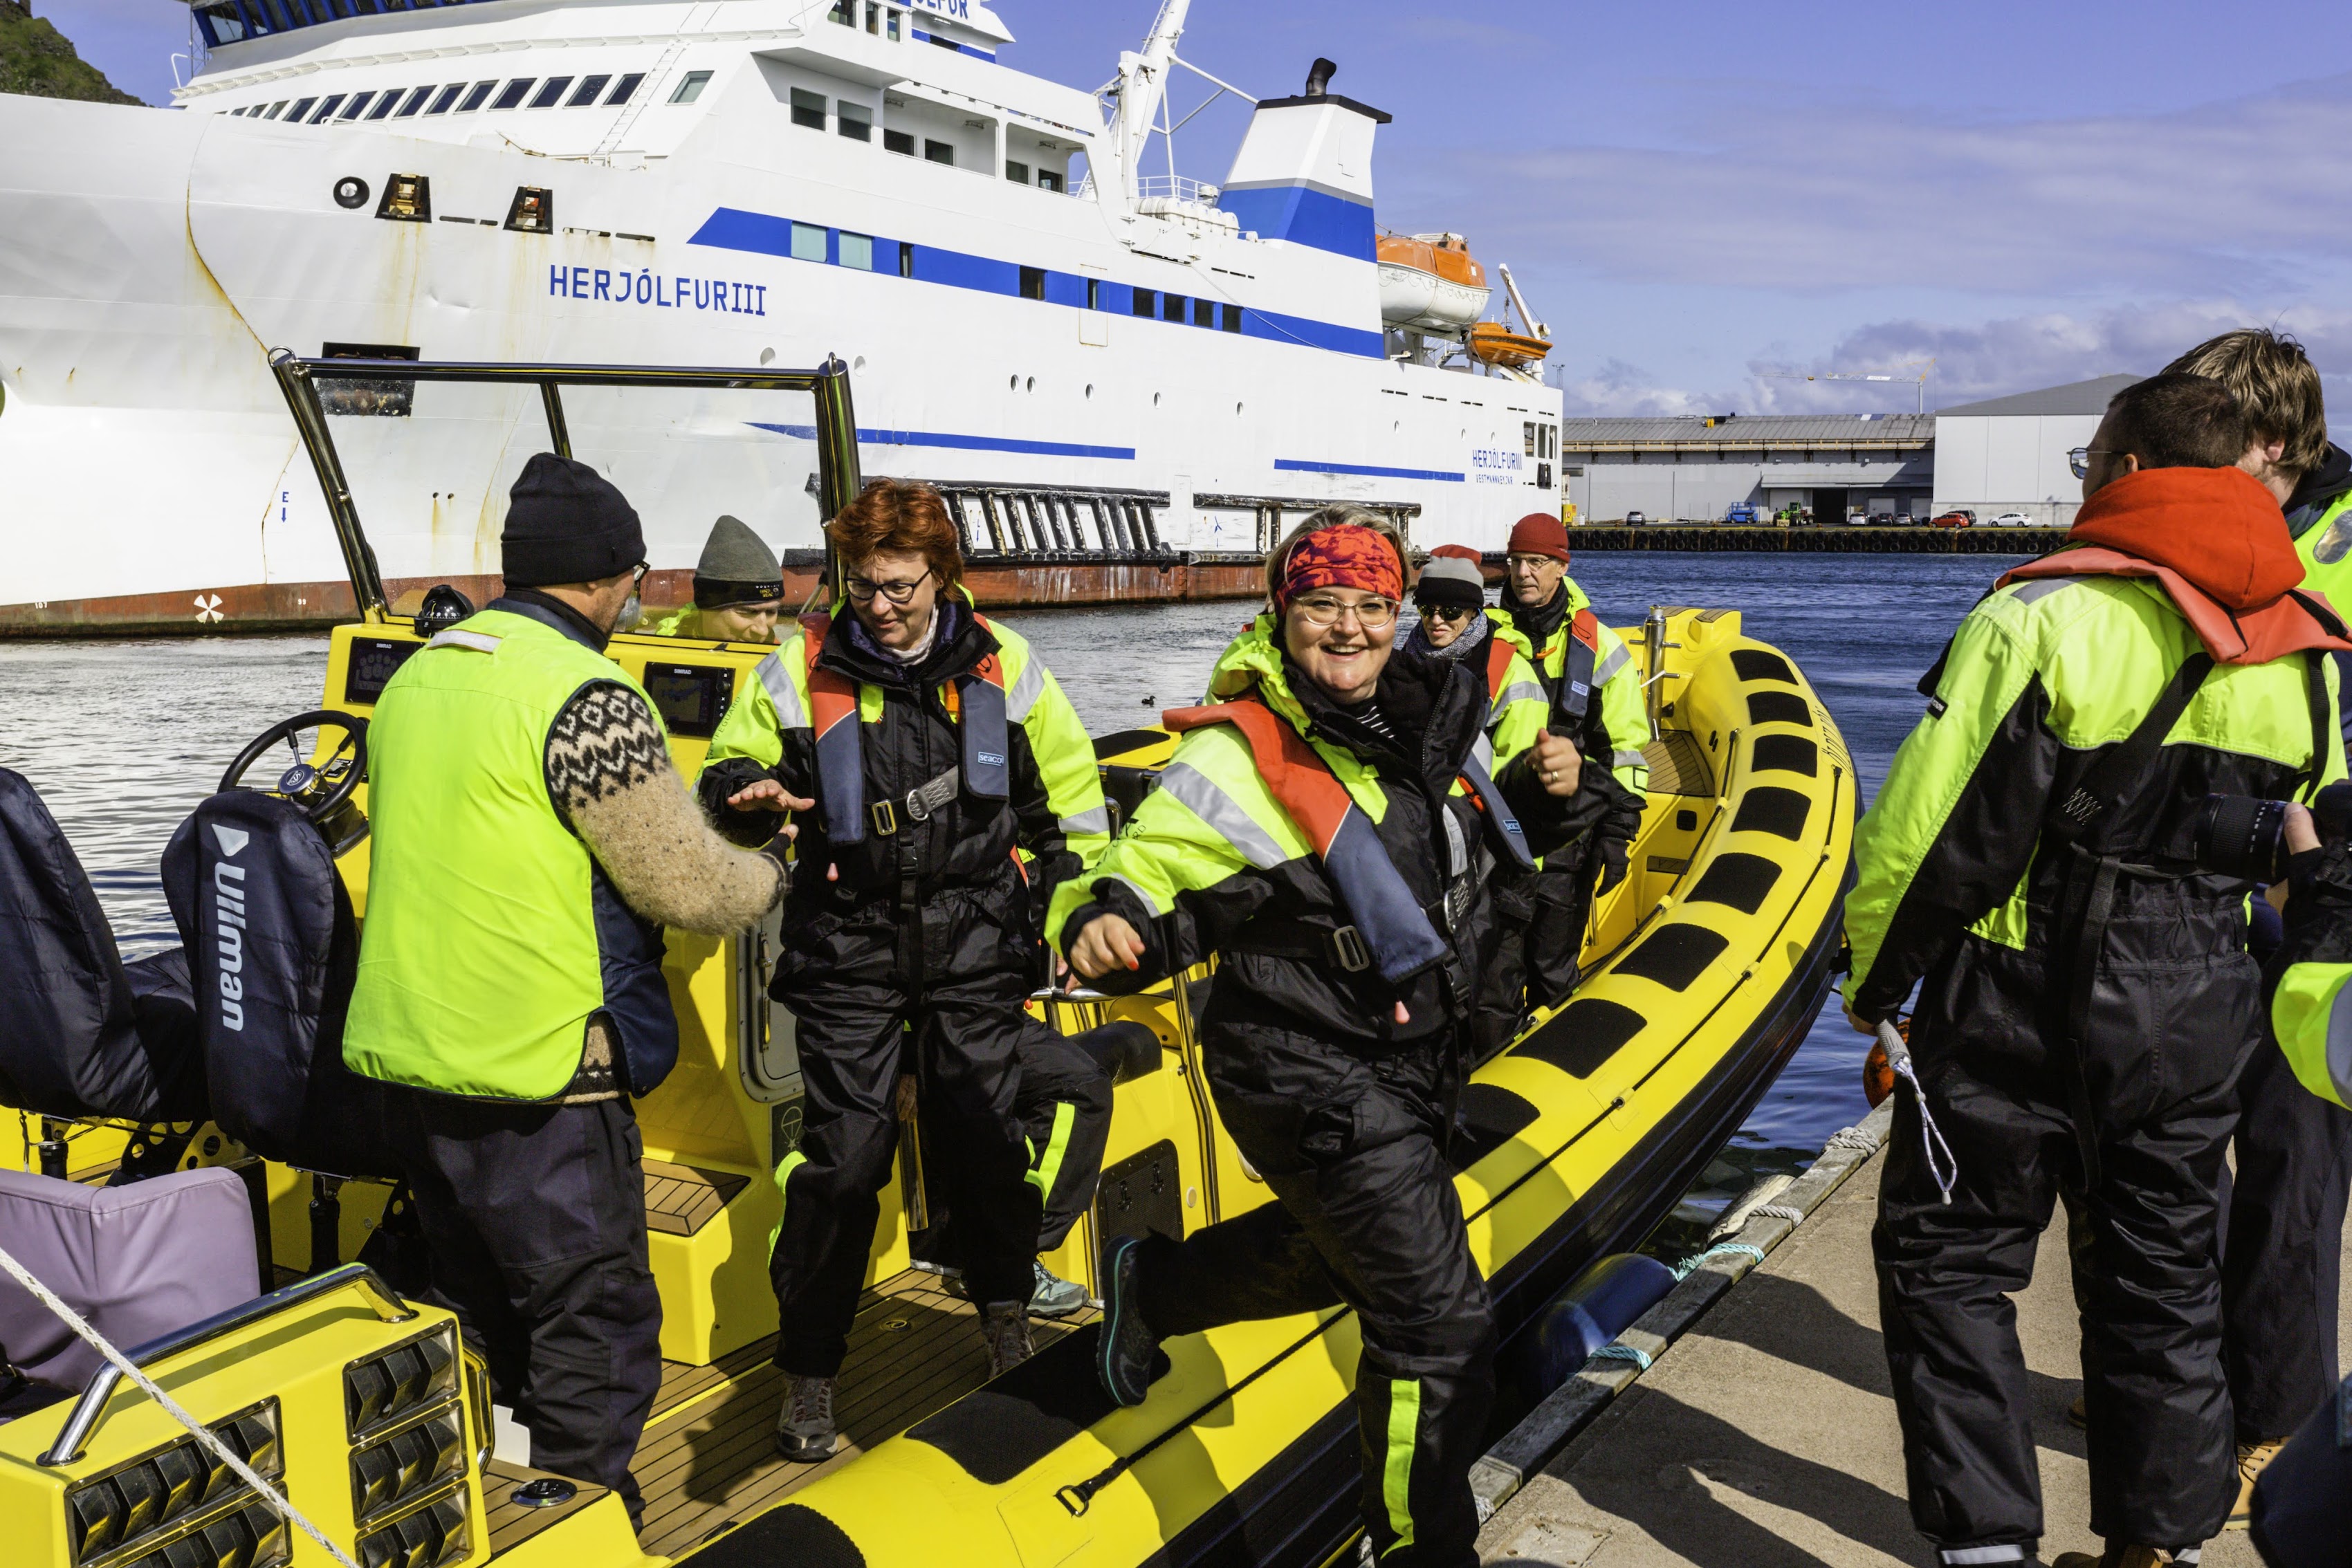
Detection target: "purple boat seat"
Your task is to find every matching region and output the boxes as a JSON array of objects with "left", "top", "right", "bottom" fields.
[{"left": 0, "top": 1165, "right": 257, "bottom": 1398}]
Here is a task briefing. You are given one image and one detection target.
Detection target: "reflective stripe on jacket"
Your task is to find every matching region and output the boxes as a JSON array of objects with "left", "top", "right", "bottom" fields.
[
  {"left": 2270, "top": 961, "right": 2352, "bottom": 1110},
  {"left": 1485, "top": 583, "right": 1648, "bottom": 793},
  {"left": 345, "top": 607, "right": 678, "bottom": 1100}
]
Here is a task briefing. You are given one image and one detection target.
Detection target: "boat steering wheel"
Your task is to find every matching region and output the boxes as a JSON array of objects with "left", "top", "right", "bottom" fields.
[{"left": 221, "top": 709, "right": 369, "bottom": 826}]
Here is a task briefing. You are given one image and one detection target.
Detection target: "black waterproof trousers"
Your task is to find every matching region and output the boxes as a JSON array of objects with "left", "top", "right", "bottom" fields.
[
  {"left": 2223, "top": 1037, "right": 2352, "bottom": 1441},
  {"left": 769, "top": 876, "right": 1048, "bottom": 1377},
  {"left": 382, "top": 1089, "right": 662, "bottom": 1520},
  {"left": 1876, "top": 923, "right": 2261, "bottom": 1559},
  {"left": 920, "top": 1023, "right": 1115, "bottom": 1267},
  {"left": 1474, "top": 864, "right": 1590, "bottom": 1061},
  {"left": 1134, "top": 1024, "right": 1494, "bottom": 1568}
]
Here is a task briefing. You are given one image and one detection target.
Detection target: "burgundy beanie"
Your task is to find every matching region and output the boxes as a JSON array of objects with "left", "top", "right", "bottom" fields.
[{"left": 1507, "top": 512, "right": 1572, "bottom": 563}]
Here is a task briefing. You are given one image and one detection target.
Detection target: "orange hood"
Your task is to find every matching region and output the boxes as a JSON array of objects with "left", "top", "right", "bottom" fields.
[{"left": 1999, "top": 466, "right": 2352, "bottom": 665}]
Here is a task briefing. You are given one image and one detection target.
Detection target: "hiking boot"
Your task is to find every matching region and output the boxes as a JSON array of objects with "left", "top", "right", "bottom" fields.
[
  {"left": 2228, "top": 1438, "right": 2286, "bottom": 1529},
  {"left": 775, "top": 1373, "right": 837, "bottom": 1462},
  {"left": 2050, "top": 1546, "right": 2198, "bottom": 1567},
  {"left": 982, "top": 1300, "right": 1035, "bottom": 1377},
  {"left": 1030, "top": 1260, "right": 1090, "bottom": 1319},
  {"left": 1098, "top": 1234, "right": 1165, "bottom": 1407}
]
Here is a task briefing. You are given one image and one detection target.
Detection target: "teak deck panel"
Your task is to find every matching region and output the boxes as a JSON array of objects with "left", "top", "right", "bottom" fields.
[
  {"left": 642, "top": 1160, "right": 750, "bottom": 1237},
  {"left": 630, "top": 1269, "right": 1094, "bottom": 1559},
  {"left": 484, "top": 1457, "right": 609, "bottom": 1558}
]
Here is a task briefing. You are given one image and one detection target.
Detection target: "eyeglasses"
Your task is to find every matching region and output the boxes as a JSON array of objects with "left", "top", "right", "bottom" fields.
[
  {"left": 2068, "top": 447, "right": 2118, "bottom": 480},
  {"left": 844, "top": 569, "right": 935, "bottom": 605},
  {"left": 1505, "top": 553, "right": 1559, "bottom": 573},
  {"left": 1291, "top": 594, "right": 1398, "bottom": 631},
  {"left": 1417, "top": 603, "right": 1476, "bottom": 624},
  {"left": 630, "top": 562, "right": 649, "bottom": 589}
]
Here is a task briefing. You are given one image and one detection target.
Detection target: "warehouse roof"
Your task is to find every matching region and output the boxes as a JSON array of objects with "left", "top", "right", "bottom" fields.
[
  {"left": 1937, "top": 373, "right": 2142, "bottom": 418},
  {"left": 1558, "top": 413, "right": 1936, "bottom": 449}
]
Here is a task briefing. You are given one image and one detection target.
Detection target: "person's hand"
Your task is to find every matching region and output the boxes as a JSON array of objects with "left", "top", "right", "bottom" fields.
[
  {"left": 1597, "top": 838, "right": 1629, "bottom": 893},
  {"left": 1067, "top": 914, "right": 1147, "bottom": 981},
  {"left": 1845, "top": 1006, "right": 1878, "bottom": 1035},
  {"left": 2284, "top": 802, "right": 2320, "bottom": 856},
  {"left": 728, "top": 778, "right": 814, "bottom": 815},
  {"left": 1530, "top": 730, "right": 1582, "bottom": 797}
]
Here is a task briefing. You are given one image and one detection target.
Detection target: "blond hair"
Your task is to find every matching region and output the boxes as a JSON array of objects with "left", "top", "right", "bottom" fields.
[
  {"left": 2162, "top": 328, "right": 2328, "bottom": 478},
  {"left": 1260, "top": 506, "right": 1411, "bottom": 608}
]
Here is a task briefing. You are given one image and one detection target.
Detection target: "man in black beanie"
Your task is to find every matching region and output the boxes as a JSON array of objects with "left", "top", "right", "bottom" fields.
[{"left": 347, "top": 452, "right": 805, "bottom": 1526}]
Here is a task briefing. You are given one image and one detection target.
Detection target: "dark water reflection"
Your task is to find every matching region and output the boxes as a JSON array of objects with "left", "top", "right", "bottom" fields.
[{"left": 0, "top": 551, "right": 2023, "bottom": 1247}]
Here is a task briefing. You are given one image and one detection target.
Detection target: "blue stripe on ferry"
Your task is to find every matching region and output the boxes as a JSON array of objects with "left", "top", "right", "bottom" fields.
[
  {"left": 1274, "top": 458, "right": 1464, "bottom": 483},
  {"left": 686, "top": 206, "right": 1385, "bottom": 359},
  {"left": 749, "top": 422, "right": 1135, "bottom": 461},
  {"left": 909, "top": 28, "right": 998, "bottom": 60},
  {"left": 1215, "top": 185, "right": 1377, "bottom": 261}
]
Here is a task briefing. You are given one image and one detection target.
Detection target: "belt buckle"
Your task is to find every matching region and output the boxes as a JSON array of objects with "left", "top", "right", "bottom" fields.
[
  {"left": 1330, "top": 925, "right": 1372, "bottom": 973},
  {"left": 870, "top": 800, "right": 899, "bottom": 836}
]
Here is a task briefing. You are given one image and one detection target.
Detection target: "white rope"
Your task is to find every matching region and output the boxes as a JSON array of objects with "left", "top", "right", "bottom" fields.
[
  {"left": 1879, "top": 1020, "right": 1958, "bottom": 1206},
  {"left": 1747, "top": 1204, "right": 1806, "bottom": 1224},
  {"left": 0, "top": 1240, "right": 362, "bottom": 1568}
]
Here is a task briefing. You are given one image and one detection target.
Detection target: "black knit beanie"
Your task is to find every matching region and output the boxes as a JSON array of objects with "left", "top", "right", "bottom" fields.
[{"left": 501, "top": 453, "right": 645, "bottom": 587}]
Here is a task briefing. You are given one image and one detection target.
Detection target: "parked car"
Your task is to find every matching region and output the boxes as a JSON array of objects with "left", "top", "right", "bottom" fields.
[
  {"left": 1989, "top": 511, "right": 2032, "bottom": 527},
  {"left": 1867, "top": 512, "right": 1898, "bottom": 526},
  {"left": 1930, "top": 510, "right": 1976, "bottom": 528},
  {"left": 1624, "top": 510, "right": 1648, "bottom": 526},
  {"left": 1724, "top": 503, "right": 1761, "bottom": 524},
  {"left": 1893, "top": 513, "right": 1917, "bottom": 526}
]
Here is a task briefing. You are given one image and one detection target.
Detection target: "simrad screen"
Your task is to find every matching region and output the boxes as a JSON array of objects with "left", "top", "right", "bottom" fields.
[
  {"left": 642, "top": 663, "right": 732, "bottom": 739},
  {"left": 343, "top": 637, "right": 420, "bottom": 705}
]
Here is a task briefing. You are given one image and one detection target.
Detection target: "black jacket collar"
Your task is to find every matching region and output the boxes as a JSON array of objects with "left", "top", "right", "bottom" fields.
[
  {"left": 493, "top": 589, "right": 609, "bottom": 653},
  {"left": 817, "top": 598, "right": 998, "bottom": 688},
  {"left": 1284, "top": 645, "right": 1486, "bottom": 791},
  {"left": 1502, "top": 580, "right": 1568, "bottom": 645}
]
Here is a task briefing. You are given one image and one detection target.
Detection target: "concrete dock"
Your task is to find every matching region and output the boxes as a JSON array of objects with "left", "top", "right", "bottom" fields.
[{"left": 1477, "top": 1127, "right": 2352, "bottom": 1567}]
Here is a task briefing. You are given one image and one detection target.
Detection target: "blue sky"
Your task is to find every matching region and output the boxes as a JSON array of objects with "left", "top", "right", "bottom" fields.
[{"left": 42, "top": 0, "right": 2352, "bottom": 414}]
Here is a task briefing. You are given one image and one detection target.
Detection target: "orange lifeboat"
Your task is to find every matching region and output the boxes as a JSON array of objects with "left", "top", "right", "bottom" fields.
[
  {"left": 1469, "top": 320, "right": 1552, "bottom": 368},
  {"left": 1377, "top": 231, "right": 1491, "bottom": 333}
]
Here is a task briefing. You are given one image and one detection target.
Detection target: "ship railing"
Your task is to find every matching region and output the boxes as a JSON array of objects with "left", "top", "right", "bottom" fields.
[
  {"left": 1132, "top": 174, "right": 1222, "bottom": 205},
  {"left": 1194, "top": 492, "right": 1424, "bottom": 555},
  {"left": 924, "top": 481, "right": 1178, "bottom": 559}
]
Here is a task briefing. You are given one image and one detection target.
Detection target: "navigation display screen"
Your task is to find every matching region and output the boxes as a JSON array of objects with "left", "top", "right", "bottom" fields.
[
  {"left": 342, "top": 637, "right": 420, "bottom": 706},
  {"left": 642, "top": 663, "right": 733, "bottom": 739}
]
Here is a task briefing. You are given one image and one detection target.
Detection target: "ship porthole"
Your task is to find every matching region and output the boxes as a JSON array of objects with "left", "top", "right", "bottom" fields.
[
  {"left": 1084, "top": 384, "right": 1094, "bottom": 399},
  {"left": 333, "top": 176, "right": 370, "bottom": 210},
  {"left": 1009, "top": 373, "right": 1018, "bottom": 390},
  {"left": 1025, "top": 376, "right": 1035, "bottom": 392},
  {"left": 759, "top": 347, "right": 775, "bottom": 366}
]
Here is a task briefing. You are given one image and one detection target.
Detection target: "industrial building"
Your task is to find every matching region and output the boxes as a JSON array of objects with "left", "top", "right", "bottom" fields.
[
  {"left": 1559, "top": 414, "right": 1938, "bottom": 524},
  {"left": 1929, "top": 373, "right": 2142, "bottom": 527}
]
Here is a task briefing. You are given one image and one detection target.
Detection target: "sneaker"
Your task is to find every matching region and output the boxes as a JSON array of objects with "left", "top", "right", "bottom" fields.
[
  {"left": 1097, "top": 1234, "right": 1164, "bottom": 1407},
  {"left": 1030, "top": 1260, "right": 1090, "bottom": 1319},
  {"left": 775, "top": 1373, "right": 837, "bottom": 1462},
  {"left": 2227, "top": 1438, "right": 2286, "bottom": 1529},
  {"left": 981, "top": 1300, "right": 1035, "bottom": 1377}
]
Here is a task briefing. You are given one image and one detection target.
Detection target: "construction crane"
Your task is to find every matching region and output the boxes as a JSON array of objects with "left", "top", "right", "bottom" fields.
[{"left": 1757, "top": 358, "right": 1936, "bottom": 414}]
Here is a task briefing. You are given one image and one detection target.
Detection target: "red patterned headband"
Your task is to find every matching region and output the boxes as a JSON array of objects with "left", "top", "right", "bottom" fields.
[{"left": 1277, "top": 525, "right": 1403, "bottom": 607}]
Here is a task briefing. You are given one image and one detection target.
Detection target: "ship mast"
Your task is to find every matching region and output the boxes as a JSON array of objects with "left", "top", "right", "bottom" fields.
[{"left": 1096, "top": 0, "right": 1188, "bottom": 210}]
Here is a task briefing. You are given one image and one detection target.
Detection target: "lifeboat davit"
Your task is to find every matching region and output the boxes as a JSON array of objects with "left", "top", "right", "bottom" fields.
[
  {"left": 1377, "top": 231, "right": 1491, "bottom": 333},
  {"left": 1469, "top": 320, "right": 1553, "bottom": 368}
]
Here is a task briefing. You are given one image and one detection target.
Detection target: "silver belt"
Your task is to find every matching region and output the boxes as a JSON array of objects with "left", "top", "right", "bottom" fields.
[{"left": 868, "top": 766, "right": 960, "bottom": 836}]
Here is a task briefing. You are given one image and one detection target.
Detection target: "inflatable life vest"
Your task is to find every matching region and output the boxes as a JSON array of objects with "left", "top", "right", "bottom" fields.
[
  {"left": 1159, "top": 696, "right": 1532, "bottom": 984},
  {"left": 1556, "top": 608, "right": 1603, "bottom": 723},
  {"left": 800, "top": 610, "right": 1012, "bottom": 845}
]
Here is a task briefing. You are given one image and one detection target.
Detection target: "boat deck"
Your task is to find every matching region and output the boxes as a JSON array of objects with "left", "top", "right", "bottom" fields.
[{"left": 484, "top": 1269, "right": 1096, "bottom": 1560}]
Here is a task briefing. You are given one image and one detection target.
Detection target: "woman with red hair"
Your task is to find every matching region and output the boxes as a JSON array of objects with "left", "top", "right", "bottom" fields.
[{"left": 1054, "top": 507, "right": 1608, "bottom": 1567}]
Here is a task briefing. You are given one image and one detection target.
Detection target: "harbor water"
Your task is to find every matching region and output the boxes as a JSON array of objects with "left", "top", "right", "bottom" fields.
[{"left": 0, "top": 551, "right": 2028, "bottom": 1243}]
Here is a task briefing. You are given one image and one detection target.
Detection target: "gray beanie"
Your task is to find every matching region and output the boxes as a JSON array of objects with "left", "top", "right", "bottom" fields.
[
  {"left": 692, "top": 515, "right": 785, "bottom": 608},
  {"left": 1412, "top": 553, "right": 1487, "bottom": 611}
]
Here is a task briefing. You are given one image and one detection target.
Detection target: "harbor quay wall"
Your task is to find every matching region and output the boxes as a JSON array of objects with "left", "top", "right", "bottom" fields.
[
  {"left": 0, "top": 555, "right": 1270, "bottom": 638},
  {"left": 1556, "top": 525, "right": 2066, "bottom": 553}
]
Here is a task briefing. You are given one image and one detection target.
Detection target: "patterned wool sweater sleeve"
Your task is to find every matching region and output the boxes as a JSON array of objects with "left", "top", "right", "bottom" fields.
[{"left": 544, "top": 681, "right": 784, "bottom": 933}]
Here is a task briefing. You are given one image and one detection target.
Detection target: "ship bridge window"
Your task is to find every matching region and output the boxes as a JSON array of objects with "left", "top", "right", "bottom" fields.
[
  {"left": 529, "top": 78, "right": 573, "bottom": 109},
  {"left": 264, "top": 100, "right": 288, "bottom": 118},
  {"left": 1005, "top": 160, "right": 1029, "bottom": 183},
  {"left": 1038, "top": 169, "right": 1063, "bottom": 193},
  {"left": 790, "top": 89, "right": 825, "bottom": 130},
  {"left": 492, "top": 80, "right": 535, "bottom": 111},
  {"left": 339, "top": 93, "right": 375, "bottom": 120},
  {"left": 568, "top": 75, "right": 612, "bottom": 107},
  {"left": 838, "top": 102, "right": 871, "bottom": 141},
  {"left": 670, "top": 71, "right": 713, "bottom": 104},
  {"left": 790, "top": 222, "right": 826, "bottom": 262},
  {"left": 922, "top": 138, "right": 954, "bottom": 165},
  {"left": 457, "top": 81, "right": 497, "bottom": 112},
  {"left": 394, "top": 86, "right": 432, "bottom": 116},
  {"left": 607, "top": 73, "right": 645, "bottom": 104},
  {"left": 425, "top": 84, "right": 463, "bottom": 113},
  {"left": 367, "top": 92, "right": 403, "bottom": 120},
  {"left": 309, "top": 95, "right": 346, "bottom": 123},
  {"left": 194, "top": 4, "right": 245, "bottom": 45},
  {"left": 287, "top": 95, "right": 317, "bottom": 120},
  {"left": 1132, "top": 288, "right": 1155, "bottom": 318},
  {"left": 841, "top": 232, "right": 874, "bottom": 270},
  {"left": 884, "top": 128, "right": 914, "bottom": 156}
]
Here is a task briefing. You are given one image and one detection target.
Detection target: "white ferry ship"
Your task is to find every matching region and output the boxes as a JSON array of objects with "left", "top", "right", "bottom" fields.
[{"left": 0, "top": 0, "right": 1564, "bottom": 632}]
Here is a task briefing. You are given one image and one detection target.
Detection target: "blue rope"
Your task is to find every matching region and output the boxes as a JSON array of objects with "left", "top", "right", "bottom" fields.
[
  {"left": 1672, "top": 1241, "right": 1765, "bottom": 1280},
  {"left": 1586, "top": 1343, "right": 1652, "bottom": 1372}
]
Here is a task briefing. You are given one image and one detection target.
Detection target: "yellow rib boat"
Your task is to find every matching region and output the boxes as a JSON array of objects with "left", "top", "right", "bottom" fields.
[{"left": 0, "top": 359, "right": 1853, "bottom": 1568}]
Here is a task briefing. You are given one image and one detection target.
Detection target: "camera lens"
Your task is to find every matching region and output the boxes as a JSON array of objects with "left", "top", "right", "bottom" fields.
[{"left": 2193, "top": 793, "right": 2289, "bottom": 884}]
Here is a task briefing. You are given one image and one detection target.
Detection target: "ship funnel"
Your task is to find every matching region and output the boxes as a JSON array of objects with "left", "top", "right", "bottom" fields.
[{"left": 1217, "top": 64, "right": 1390, "bottom": 261}]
